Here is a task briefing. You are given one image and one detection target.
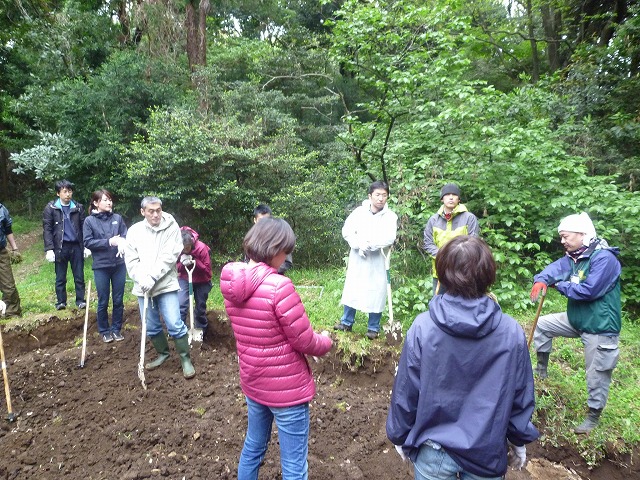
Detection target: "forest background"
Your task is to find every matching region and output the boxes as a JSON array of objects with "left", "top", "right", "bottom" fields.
[{"left": 2, "top": 0, "right": 640, "bottom": 319}]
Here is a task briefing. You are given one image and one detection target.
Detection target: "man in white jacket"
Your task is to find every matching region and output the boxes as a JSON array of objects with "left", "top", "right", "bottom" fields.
[
  {"left": 124, "top": 196, "right": 195, "bottom": 379},
  {"left": 334, "top": 181, "right": 398, "bottom": 339}
]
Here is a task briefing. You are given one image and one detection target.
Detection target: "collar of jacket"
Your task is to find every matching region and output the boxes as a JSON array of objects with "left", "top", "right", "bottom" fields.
[
  {"left": 437, "top": 203, "right": 468, "bottom": 218},
  {"left": 54, "top": 198, "right": 77, "bottom": 210}
]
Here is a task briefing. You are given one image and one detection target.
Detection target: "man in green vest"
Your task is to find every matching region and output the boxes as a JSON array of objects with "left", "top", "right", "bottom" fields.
[
  {"left": 530, "top": 212, "right": 621, "bottom": 434},
  {"left": 423, "top": 183, "right": 480, "bottom": 295}
]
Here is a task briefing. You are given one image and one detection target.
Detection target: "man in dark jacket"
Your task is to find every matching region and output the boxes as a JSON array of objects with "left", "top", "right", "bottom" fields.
[
  {"left": 43, "top": 179, "right": 90, "bottom": 310},
  {"left": 530, "top": 212, "right": 621, "bottom": 434},
  {"left": 0, "top": 203, "right": 22, "bottom": 316}
]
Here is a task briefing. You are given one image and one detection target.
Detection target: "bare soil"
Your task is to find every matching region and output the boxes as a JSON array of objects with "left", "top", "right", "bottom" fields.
[{"left": 0, "top": 308, "right": 637, "bottom": 480}]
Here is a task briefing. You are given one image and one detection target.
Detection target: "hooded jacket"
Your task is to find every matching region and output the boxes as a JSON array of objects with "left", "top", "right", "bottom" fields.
[
  {"left": 386, "top": 294, "right": 539, "bottom": 477},
  {"left": 83, "top": 211, "right": 128, "bottom": 270},
  {"left": 220, "top": 262, "right": 333, "bottom": 407},
  {"left": 423, "top": 204, "right": 479, "bottom": 278},
  {"left": 124, "top": 212, "right": 183, "bottom": 297},
  {"left": 0, "top": 204, "right": 13, "bottom": 250},
  {"left": 176, "top": 226, "right": 212, "bottom": 284}
]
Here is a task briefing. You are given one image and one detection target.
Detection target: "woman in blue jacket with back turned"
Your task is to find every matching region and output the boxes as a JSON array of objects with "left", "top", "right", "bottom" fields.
[
  {"left": 83, "top": 189, "right": 128, "bottom": 343},
  {"left": 387, "top": 235, "right": 538, "bottom": 479}
]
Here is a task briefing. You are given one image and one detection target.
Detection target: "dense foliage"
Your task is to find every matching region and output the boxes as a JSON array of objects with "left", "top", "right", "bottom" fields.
[{"left": 2, "top": 0, "right": 640, "bottom": 316}]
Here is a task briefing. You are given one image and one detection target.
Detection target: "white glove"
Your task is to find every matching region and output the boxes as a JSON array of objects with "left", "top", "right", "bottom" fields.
[
  {"left": 45, "top": 250, "right": 55, "bottom": 262},
  {"left": 139, "top": 275, "right": 156, "bottom": 293},
  {"left": 358, "top": 249, "right": 367, "bottom": 258},
  {"left": 394, "top": 445, "right": 408, "bottom": 463},
  {"left": 83, "top": 248, "right": 92, "bottom": 258},
  {"left": 180, "top": 254, "right": 194, "bottom": 266},
  {"left": 116, "top": 241, "right": 126, "bottom": 258},
  {"left": 508, "top": 443, "right": 526, "bottom": 470},
  {"left": 0, "top": 300, "right": 6, "bottom": 316},
  {"left": 321, "top": 330, "right": 330, "bottom": 337}
]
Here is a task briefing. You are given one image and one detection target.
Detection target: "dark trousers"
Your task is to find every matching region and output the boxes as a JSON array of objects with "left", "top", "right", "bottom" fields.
[
  {"left": 93, "top": 264, "right": 126, "bottom": 334},
  {"left": 55, "top": 242, "right": 85, "bottom": 305},
  {"left": 178, "top": 278, "right": 212, "bottom": 329},
  {"left": 0, "top": 248, "right": 21, "bottom": 316}
]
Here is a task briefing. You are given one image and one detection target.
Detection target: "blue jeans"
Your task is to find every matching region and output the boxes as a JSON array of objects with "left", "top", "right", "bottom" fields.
[
  {"left": 340, "top": 305, "right": 382, "bottom": 332},
  {"left": 138, "top": 291, "right": 187, "bottom": 339},
  {"left": 414, "top": 442, "right": 503, "bottom": 480},
  {"left": 93, "top": 264, "right": 126, "bottom": 335},
  {"left": 178, "top": 278, "right": 212, "bottom": 330},
  {"left": 54, "top": 242, "right": 85, "bottom": 305},
  {"left": 238, "top": 397, "right": 309, "bottom": 480}
]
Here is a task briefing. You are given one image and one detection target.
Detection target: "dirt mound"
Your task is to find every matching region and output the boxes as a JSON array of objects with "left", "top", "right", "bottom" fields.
[{"left": 0, "top": 308, "right": 636, "bottom": 479}]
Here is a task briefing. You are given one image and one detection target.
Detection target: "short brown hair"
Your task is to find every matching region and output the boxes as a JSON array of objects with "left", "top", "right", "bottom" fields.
[
  {"left": 243, "top": 217, "right": 296, "bottom": 264},
  {"left": 90, "top": 189, "right": 113, "bottom": 207},
  {"left": 435, "top": 236, "right": 496, "bottom": 299}
]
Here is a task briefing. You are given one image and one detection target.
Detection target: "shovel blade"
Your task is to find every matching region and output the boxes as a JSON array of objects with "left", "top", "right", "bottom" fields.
[
  {"left": 189, "top": 328, "right": 204, "bottom": 343},
  {"left": 137, "top": 363, "right": 147, "bottom": 390}
]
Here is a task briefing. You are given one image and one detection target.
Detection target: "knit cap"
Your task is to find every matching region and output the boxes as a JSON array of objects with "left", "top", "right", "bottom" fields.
[{"left": 440, "top": 183, "right": 461, "bottom": 199}]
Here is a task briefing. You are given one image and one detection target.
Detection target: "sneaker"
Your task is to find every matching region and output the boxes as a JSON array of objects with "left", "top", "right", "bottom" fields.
[
  {"left": 112, "top": 331, "right": 124, "bottom": 342},
  {"left": 55, "top": 303, "right": 66, "bottom": 311},
  {"left": 333, "top": 323, "right": 352, "bottom": 332},
  {"left": 365, "top": 330, "right": 379, "bottom": 340},
  {"left": 102, "top": 333, "right": 114, "bottom": 343},
  {"left": 77, "top": 302, "right": 87, "bottom": 309}
]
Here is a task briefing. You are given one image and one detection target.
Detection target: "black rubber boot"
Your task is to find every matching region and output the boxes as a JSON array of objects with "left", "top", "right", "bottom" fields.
[
  {"left": 174, "top": 334, "right": 196, "bottom": 379},
  {"left": 574, "top": 408, "right": 602, "bottom": 434},
  {"left": 535, "top": 352, "right": 550, "bottom": 379},
  {"left": 146, "top": 333, "right": 170, "bottom": 370}
]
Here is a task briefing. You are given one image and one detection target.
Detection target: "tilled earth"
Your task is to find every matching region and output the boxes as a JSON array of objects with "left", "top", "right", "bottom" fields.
[{"left": 0, "top": 308, "right": 636, "bottom": 480}]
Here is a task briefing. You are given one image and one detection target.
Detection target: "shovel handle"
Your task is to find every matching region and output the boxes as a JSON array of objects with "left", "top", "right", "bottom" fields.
[
  {"left": 0, "top": 326, "right": 14, "bottom": 417},
  {"left": 527, "top": 291, "right": 546, "bottom": 349}
]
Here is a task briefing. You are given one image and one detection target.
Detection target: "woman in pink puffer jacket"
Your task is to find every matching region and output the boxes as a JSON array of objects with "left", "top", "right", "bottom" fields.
[{"left": 220, "top": 217, "right": 333, "bottom": 480}]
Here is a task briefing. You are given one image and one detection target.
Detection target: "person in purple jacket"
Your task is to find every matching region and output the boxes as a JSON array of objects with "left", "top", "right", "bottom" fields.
[
  {"left": 387, "top": 235, "right": 538, "bottom": 479},
  {"left": 220, "top": 217, "right": 333, "bottom": 480}
]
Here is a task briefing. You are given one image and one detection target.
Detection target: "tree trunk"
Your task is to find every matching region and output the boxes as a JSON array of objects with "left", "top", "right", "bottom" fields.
[
  {"left": 526, "top": 0, "right": 539, "bottom": 82},
  {"left": 541, "top": 3, "right": 561, "bottom": 72},
  {"left": 197, "top": 0, "right": 210, "bottom": 66},
  {"left": 186, "top": 2, "right": 198, "bottom": 72}
]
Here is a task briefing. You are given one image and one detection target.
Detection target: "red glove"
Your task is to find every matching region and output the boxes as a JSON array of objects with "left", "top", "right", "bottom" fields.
[{"left": 530, "top": 282, "right": 547, "bottom": 302}]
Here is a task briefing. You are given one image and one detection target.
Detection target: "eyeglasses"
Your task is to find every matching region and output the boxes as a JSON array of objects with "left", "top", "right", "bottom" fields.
[{"left": 372, "top": 193, "right": 388, "bottom": 199}]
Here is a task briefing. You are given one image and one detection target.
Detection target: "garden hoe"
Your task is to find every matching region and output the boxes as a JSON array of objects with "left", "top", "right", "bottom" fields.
[
  {"left": 185, "top": 262, "right": 203, "bottom": 344},
  {"left": 0, "top": 320, "right": 17, "bottom": 422},
  {"left": 381, "top": 247, "right": 402, "bottom": 343},
  {"left": 138, "top": 293, "right": 148, "bottom": 390},
  {"left": 79, "top": 281, "right": 91, "bottom": 368},
  {"left": 528, "top": 287, "right": 546, "bottom": 349}
]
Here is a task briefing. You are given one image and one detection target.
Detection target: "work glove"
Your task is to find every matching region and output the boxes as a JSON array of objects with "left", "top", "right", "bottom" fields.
[
  {"left": 358, "top": 248, "right": 367, "bottom": 258},
  {"left": 0, "top": 300, "right": 6, "bottom": 316},
  {"left": 9, "top": 249, "right": 22, "bottom": 264},
  {"left": 530, "top": 282, "right": 547, "bottom": 302},
  {"left": 83, "top": 248, "right": 92, "bottom": 258},
  {"left": 45, "top": 250, "right": 56, "bottom": 262},
  {"left": 180, "top": 254, "right": 194, "bottom": 266},
  {"left": 139, "top": 275, "right": 156, "bottom": 294},
  {"left": 116, "top": 241, "right": 126, "bottom": 258},
  {"left": 394, "top": 445, "right": 409, "bottom": 463},
  {"left": 507, "top": 442, "right": 527, "bottom": 470}
]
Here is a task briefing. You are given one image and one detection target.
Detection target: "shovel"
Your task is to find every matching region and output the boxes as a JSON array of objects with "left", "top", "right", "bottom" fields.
[
  {"left": 138, "top": 293, "right": 148, "bottom": 390},
  {"left": 380, "top": 247, "right": 402, "bottom": 342},
  {"left": 0, "top": 323, "right": 16, "bottom": 422},
  {"left": 185, "top": 262, "right": 203, "bottom": 344},
  {"left": 79, "top": 280, "right": 91, "bottom": 368}
]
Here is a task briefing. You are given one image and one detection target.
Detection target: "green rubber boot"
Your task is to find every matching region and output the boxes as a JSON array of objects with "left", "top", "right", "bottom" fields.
[
  {"left": 146, "top": 333, "right": 170, "bottom": 370},
  {"left": 174, "top": 334, "right": 196, "bottom": 379}
]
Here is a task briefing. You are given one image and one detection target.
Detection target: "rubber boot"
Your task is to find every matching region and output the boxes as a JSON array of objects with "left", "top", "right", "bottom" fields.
[
  {"left": 574, "top": 408, "right": 602, "bottom": 434},
  {"left": 174, "top": 334, "right": 196, "bottom": 379},
  {"left": 535, "top": 352, "right": 550, "bottom": 379},
  {"left": 146, "top": 333, "right": 170, "bottom": 370}
]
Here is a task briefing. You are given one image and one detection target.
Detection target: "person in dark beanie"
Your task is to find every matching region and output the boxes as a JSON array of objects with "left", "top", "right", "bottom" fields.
[{"left": 423, "top": 182, "right": 480, "bottom": 295}]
